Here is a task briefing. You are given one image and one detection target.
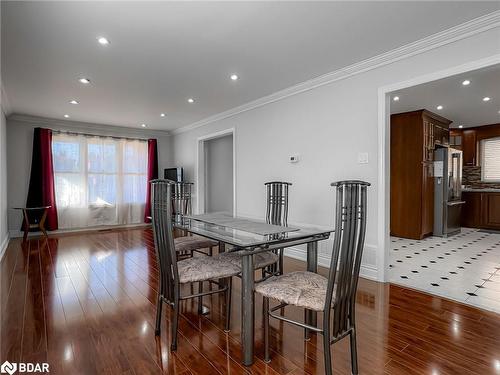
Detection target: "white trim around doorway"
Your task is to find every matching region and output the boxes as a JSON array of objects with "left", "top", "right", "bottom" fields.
[{"left": 377, "top": 53, "right": 500, "bottom": 282}]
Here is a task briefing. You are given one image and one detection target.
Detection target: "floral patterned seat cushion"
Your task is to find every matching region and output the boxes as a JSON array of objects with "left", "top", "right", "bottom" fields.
[
  {"left": 220, "top": 250, "right": 279, "bottom": 269},
  {"left": 177, "top": 254, "right": 241, "bottom": 283},
  {"left": 255, "top": 271, "right": 333, "bottom": 311},
  {"left": 174, "top": 236, "right": 218, "bottom": 252}
]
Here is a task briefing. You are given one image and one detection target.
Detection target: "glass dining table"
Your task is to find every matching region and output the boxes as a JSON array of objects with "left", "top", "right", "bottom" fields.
[{"left": 173, "top": 212, "right": 333, "bottom": 366}]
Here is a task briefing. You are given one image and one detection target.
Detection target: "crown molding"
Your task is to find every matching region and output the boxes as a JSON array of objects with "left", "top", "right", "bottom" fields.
[
  {"left": 172, "top": 10, "right": 500, "bottom": 135},
  {"left": 7, "top": 113, "right": 171, "bottom": 138}
]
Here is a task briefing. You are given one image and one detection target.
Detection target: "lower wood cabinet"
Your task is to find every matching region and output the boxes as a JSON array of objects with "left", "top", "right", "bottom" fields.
[
  {"left": 461, "top": 192, "right": 500, "bottom": 230},
  {"left": 483, "top": 193, "right": 500, "bottom": 229}
]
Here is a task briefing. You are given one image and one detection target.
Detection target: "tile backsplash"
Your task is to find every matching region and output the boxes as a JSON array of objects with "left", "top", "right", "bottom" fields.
[{"left": 462, "top": 166, "right": 500, "bottom": 189}]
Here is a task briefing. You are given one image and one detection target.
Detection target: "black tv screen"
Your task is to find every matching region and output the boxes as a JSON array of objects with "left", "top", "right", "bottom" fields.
[{"left": 164, "top": 167, "right": 183, "bottom": 182}]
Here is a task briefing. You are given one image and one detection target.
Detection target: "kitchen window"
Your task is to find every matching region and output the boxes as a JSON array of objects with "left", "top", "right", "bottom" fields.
[
  {"left": 481, "top": 136, "right": 500, "bottom": 182},
  {"left": 52, "top": 133, "right": 148, "bottom": 228}
]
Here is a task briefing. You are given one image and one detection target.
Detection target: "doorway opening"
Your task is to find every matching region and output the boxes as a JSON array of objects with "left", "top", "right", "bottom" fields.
[
  {"left": 381, "top": 60, "right": 500, "bottom": 313},
  {"left": 196, "top": 129, "right": 236, "bottom": 215}
]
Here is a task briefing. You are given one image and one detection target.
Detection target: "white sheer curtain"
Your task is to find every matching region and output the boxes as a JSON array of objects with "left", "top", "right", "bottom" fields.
[{"left": 52, "top": 133, "right": 148, "bottom": 229}]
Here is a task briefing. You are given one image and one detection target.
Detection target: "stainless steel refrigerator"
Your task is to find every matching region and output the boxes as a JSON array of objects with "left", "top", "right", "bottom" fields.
[{"left": 434, "top": 147, "right": 465, "bottom": 237}]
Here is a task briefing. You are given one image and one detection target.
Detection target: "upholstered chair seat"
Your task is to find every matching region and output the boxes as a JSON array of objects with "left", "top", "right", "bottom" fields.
[
  {"left": 255, "top": 271, "right": 333, "bottom": 311},
  {"left": 174, "top": 236, "right": 218, "bottom": 253},
  {"left": 177, "top": 255, "right": 241, "bottom": 283},
  {"left": 221, "top": 250, "right": 279, "bottom": 270}
]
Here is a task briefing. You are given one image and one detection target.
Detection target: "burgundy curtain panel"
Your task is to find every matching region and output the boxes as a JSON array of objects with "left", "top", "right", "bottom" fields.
[
  {"left": 25, "top": 127, "right": 58, "bottom": 231},
  {"left": 144, "top": 139, "right": 159, "bottom": 223}
]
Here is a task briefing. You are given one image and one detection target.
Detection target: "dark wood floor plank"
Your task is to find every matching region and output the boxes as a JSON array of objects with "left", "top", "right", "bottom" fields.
[{"left": 1, "top": 240, "right": 30, "bottom": 362}]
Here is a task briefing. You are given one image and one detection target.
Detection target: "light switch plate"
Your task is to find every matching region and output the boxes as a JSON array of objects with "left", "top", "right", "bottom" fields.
[{"left": 357, "top": 152, "right": 369, "bottom": 164}]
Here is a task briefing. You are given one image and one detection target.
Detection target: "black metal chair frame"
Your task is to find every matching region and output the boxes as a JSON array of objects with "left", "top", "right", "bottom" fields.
[
  {"left": 262, "top": 180, "right": 370, "bottom": 375},
  {"left": 151, "top": 179, "right": 233, "bottom": 350},
  {"left": 262, "top": 181, "right": 292, "bottom": 278}
]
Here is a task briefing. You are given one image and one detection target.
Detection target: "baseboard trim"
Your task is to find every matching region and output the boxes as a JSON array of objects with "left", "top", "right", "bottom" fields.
[
  {"left": 284, "top": 245, "right": 379, "bottom": 282},
  {"left": 0, "top": 234, "right": 10, "bottom": 263},
  {"left": 9, "top": 223, "right": 150, "bottom": 239}
]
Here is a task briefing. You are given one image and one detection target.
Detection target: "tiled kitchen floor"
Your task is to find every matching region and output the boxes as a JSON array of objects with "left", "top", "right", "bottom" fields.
[{"left": 389, "top": 228, "right": 500, "bottom": 313}]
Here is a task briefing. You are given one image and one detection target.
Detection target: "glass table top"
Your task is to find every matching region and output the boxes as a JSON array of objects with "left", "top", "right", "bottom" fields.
[{"left": 173, "top": 213, "right": 333, "bottom": 248}]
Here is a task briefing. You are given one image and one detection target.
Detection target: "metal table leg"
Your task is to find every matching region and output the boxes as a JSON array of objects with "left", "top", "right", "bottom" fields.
[
  {"left": 305, "top": 241, "right": 318, "bottom": 339},
  {"left": 241, "top": 251, "right": 255, "bottom": 366}
]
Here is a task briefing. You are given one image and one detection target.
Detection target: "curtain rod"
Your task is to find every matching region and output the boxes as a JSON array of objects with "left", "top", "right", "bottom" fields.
[{"left": 52, "top": 129, "right": 149, "bottom": 142}]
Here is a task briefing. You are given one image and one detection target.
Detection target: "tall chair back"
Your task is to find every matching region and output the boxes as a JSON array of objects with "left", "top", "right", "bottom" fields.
[
  {"left": 151, "top": 179, "right": 178, "bottom": 302},
  {"left": 265, "top": 181, "right": 292, "bottom": 226},
  {"left": 325, "top": 180, "right": 370, "bottom": 340},
  {"left": 171, "top": 181, "right": 193, "bottom": 218}
]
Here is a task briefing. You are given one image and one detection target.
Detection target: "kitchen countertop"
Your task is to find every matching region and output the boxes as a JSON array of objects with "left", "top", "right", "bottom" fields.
[{"left": 462, "top": 188, "right": 500, "bottom": 193}]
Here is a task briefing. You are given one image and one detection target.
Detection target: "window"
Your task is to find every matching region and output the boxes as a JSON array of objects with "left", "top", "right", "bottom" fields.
[
  {"left": 481, "top": 137, "right": 500, "bottom": 182},
  {"left": 52, "top": 133, "right": 148, "bottom": 228}
]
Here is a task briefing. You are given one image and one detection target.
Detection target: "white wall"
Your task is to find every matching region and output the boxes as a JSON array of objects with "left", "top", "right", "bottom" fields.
[
  {"left": 205, "top": 134, "right": 234, "bottom": 213},
  {"left": 0, "top": 109, "right": 8, "bottom": 257},
  {"left": 6, "top": 115, "right": 172, "bottom": 234},
  {"left": 172, "top": 28, "right": 500, "bottom": 281}
]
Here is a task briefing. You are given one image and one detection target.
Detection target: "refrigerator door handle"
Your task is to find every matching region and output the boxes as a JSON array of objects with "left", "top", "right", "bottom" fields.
[{"left": 447, "top": 201, "right": 466, "bottom": 206}]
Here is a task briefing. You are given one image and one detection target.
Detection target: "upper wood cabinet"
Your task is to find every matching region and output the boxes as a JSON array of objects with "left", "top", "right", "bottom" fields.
[
  {"left": 462, "top": 129, "right": 477, "bottom": 166},
  {"left": 450, "top": 124, "right": 500, "bottom": 167},
  {"left": 390, "top": 109, "right": 452, "bottom": 239}
]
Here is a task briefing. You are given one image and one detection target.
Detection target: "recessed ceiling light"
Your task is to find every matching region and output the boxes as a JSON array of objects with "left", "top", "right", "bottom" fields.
[
  {"left": 483, "top": 97, "right": 491, "bottom": 102},
  {"left": 69, "top": 99, "right": 79, "bottom": 104},
  {"left": 187, "top": 98, "right": 194, "bottom": 103},
  {"left": 230, "top": 74, "right": 239, "bottom": 81},
  {"left": 97, "top": 37, "right": 110, "bottom": 45},
  {"left": 462, "top": 80, "right": 470, "bottom": 86},
  {"left": 436, "top": 105, "right": 443, "bottom": 110},
  {"left": 458, "top": 125, "right": 463, "bottom": 128},
  {"left": 78, "top": 78, "right": 91, "bottom": 84},
  {"left": 141, "top": 123, "right": 147, "bottom": 128},
  {"left": 160, "top": 113, "right": 166, "bottom": 117},
  {"left": 393, "top": 96, "right": 400, "bottom": 102},
  {"left": 64, "top": 114, "right": 70, "bottom": 118}
]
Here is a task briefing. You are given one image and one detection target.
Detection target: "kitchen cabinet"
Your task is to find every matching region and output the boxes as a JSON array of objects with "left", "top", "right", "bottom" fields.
[
  {"left": 483, "top": 193, "right": 500, "bottom": 229},
  {"left": 390, "top": 109, "right": 452, "bottom": 239},
  {"left": 449, "top": 130, "right": 462, "bottom": 149},
  {"left": 462, "top": 130, "right": 477, "bottom": 166},
  {"left": 461, "top": 191, "right": 500, "bottom": 230}
]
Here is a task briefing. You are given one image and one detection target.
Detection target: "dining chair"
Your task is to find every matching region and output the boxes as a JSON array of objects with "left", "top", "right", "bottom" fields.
[
  {"left": 170, "top": 180, "right": 219, "bottom": 258},
  {"left": 150, "top": 179, "right": 241, "bottom": 350},
  {"left": 222, "top": 181, "right": 291, "bottom": 276},
  {"left": 264, "top": 181, "right": 291, "bottom": 275},
  {"left": 256, "top": 180, "right": 370, "bottom": 375}
]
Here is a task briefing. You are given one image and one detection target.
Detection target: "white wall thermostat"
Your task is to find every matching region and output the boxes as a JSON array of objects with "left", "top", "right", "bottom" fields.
[{"left": 290, "top": 155, "right": 300, "bottom": 163}]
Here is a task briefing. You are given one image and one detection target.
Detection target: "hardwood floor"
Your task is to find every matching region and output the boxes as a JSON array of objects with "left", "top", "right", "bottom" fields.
[{"left": 1, "top": 228, "right": 500, "bottom": 374}]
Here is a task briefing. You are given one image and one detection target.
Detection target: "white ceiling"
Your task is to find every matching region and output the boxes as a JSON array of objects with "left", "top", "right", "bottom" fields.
[
  {"left": 391, "top": 63, "right": 500, "bottom": 128},
  {"left": 2, "top": 1, "right": 499, "bottom": 131}
]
